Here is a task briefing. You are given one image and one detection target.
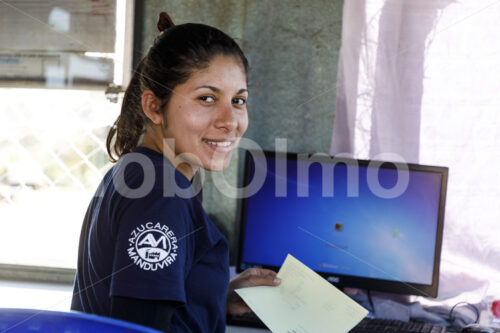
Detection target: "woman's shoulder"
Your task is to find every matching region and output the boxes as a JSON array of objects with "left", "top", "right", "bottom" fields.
[{"left": 107, "top": 148, "right": 192, "bottom": 198}]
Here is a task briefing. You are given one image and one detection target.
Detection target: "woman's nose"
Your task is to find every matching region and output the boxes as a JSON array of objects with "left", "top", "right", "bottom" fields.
[{"left": 214, "top": 101, "right": 237, "bottom": 132}]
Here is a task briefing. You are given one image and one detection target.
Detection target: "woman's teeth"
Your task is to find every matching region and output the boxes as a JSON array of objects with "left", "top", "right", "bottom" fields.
[{"left": 204, "top": 140, "right": 232, "bottom": 147}]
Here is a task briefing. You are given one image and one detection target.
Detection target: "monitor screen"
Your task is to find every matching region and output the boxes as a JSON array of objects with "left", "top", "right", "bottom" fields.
[{"left": 237, "top": 151, "right": 448, "bottom": 297}]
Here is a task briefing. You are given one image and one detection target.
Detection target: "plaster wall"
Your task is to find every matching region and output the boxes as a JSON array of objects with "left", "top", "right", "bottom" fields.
[{"left": 140, "top": 0, "right": 343, "bottom": 262}]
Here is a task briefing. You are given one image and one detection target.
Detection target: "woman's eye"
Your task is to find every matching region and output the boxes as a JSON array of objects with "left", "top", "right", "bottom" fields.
[
  {"left": 233, "top": 97, "right": 246, "bottom": 106},
  {"left": 200, "top": 96, "right": 215, "bottom": 103}
]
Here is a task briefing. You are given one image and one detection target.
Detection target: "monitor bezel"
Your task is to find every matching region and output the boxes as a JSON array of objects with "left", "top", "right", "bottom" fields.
[{"left": 236, "top": 150, "right": 448, "bottom": 298}]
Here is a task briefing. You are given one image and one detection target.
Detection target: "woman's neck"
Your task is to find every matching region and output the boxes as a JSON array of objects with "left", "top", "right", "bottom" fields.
[{"left": 141, "top": 133, "right": 198, "bottom": 181}]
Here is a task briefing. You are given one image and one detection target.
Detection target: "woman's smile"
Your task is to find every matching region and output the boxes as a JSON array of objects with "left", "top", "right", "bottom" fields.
[{"left": 202, "top": 138, "right": 236, "bottom": 152}]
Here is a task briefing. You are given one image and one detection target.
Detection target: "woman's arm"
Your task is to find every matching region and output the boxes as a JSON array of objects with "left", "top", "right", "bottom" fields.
[{"left": 110, "top": 296, "right": 182, "bottom": 332}]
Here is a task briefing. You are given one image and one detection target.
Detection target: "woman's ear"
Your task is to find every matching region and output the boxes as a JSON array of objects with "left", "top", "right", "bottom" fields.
[{"left": 141, "top": 90, "right": 163, "bottom": 125}]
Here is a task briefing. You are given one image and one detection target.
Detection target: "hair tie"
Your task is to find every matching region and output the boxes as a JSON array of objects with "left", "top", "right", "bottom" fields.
[{"left": 157, "top": 12, "right": 175, "bottom": 33}]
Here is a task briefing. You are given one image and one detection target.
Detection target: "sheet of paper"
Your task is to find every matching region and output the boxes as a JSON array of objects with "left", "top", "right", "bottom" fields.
[{"left": 236, "top": 254, "right": 368, "bottom": 333}]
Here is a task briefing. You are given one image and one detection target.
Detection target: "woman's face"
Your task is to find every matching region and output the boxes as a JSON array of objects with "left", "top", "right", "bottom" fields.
[{"left": 162, "top": 55, "right": 248, "bottom": 174}]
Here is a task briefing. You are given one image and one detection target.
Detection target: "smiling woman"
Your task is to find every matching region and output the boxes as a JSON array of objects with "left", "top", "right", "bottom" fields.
[{"left": 71, "top": 11, "right": 280, "bottom": 333}]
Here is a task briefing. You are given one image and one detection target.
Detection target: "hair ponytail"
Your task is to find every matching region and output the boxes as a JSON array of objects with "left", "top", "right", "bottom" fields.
[
  {"left": 106, "top": 58, "right": 147, "bottom": 162},
  {"left": 157, "top": 12, "right": 174, "bottom": 32}
]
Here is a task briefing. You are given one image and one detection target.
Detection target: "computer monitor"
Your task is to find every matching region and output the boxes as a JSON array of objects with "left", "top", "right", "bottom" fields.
[{"left": 236, "top": 150, "right": 448, "bottom": 297}]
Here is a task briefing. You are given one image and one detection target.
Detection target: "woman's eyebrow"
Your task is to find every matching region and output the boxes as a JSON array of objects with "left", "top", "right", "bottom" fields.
[
  {"left": 196, "top": 85, "right": 220, "bottom": 92},
  {"left": 195, "top": 85, "right": 248, "bottom": 94}
]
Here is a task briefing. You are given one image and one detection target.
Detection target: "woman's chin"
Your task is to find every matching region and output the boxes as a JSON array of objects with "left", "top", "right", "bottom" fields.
[{"left": 203, "top": 154, "right": 233, "bottom": 171}]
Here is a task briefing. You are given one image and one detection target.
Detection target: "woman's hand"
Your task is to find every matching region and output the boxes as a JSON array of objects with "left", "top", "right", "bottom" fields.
[{"left": 226, "top": 268, "right": 281, "bottom": 315}]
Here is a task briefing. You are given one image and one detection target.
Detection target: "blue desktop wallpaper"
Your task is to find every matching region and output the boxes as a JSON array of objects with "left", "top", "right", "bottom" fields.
[{"left": 241, "top": 156, "right": 442, "bottom": 285}]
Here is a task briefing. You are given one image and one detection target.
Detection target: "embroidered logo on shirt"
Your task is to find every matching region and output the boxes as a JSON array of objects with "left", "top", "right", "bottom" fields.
[{"left": 127, "top": 222, "right": 178, "bottom": 271}]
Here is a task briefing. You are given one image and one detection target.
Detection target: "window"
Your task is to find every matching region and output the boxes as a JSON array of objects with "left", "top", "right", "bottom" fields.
[{"left": 0, "top": 0, "right": 132, "bottom": 275}]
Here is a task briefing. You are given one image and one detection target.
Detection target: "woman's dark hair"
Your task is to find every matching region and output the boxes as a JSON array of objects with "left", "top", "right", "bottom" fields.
[{"left": 106, "top": 12, "right": 249, "bottom": 162}]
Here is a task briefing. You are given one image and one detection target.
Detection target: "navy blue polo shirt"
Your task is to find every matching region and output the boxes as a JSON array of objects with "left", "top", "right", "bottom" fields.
[{"left": 71, "top": 147, "right": 229, "bottom": 333}]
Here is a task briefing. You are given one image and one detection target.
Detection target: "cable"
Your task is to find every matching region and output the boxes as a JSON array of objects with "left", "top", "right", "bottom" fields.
[
  {"left": 448, "top": 301, "right": 480, "bottom": 325},
  {"left": 367, "top": 289, "right": 375, "bottom": 313}
]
